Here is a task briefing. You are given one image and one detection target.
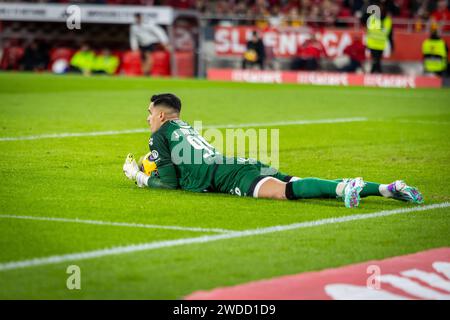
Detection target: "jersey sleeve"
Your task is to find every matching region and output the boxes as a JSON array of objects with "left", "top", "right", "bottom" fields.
[
  {"left": 149, "top": 132, "right": 178, "bottom": 189},
  {"left": 146, "top": 175, "right": 177, "bottom": 190}
]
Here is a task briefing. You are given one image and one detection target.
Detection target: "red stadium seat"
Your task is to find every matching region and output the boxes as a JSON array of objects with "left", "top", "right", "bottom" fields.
[
  {"left": 49, "top": 47, "right": 74, "bottom": 70},
  {"left": 50, "top": 47, "right": 74, "bottom": 62},
  {"left": 174, "top": 51, "right": 194, "bottom": 78},
  {"left": 151, "top": 50, "right": 171, "bottom": 76},
  {"left": 120, "top": 50, "right": 143, "bottom": 76},
  {"left": 120, "top": 50, "right": 193, "bottom": 77},
  {"left": 111, "top": 50, "right": 124, "bottom": 75},
  {"left": 0, "top": 46, "right": 24, "bottom": 70}
]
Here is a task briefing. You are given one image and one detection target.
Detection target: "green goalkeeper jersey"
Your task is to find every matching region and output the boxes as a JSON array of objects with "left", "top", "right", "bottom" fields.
[{"left": 149, "top": 119, "right": 224, "bottom": 192}]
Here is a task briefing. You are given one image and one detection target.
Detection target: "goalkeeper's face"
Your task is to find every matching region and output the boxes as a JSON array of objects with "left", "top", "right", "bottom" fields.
[
  {"left": 147, "top": 101, "right": 180, "bottom": 133},
  {"left": 147, "top": 102, "right": 160, "bottom": 133},
  {"left": 148, "top": 102, "right": 172, "bottom": 133}
]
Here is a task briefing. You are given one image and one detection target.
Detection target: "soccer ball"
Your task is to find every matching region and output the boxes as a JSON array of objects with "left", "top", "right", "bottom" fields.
[{"left": 138, "top": 152, "right": 158, "bottom": 176}]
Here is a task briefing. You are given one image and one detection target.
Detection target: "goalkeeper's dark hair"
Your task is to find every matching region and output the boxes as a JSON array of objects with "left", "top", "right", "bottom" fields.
[{"left": 151, "top": 93, "right": 181, "bottom": 113}]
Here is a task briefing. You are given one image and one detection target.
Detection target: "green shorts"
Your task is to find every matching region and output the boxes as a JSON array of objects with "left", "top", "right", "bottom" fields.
[{"left": 209, "top": 158, "right": 291, "bottom": 197}]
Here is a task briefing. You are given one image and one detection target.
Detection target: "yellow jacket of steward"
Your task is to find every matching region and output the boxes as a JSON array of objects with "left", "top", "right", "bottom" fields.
[
  {"left": 92, "top": 55, "right": 120, "bottom": 75},
  {"left": 70, "top": 50, "right": 95, "bottom": 71},
  {"left": 422, "top": 38, "right": 448, "bottom": 73},
  {"left": 366, "top": 15, "right": 392, "bottom": 51}
]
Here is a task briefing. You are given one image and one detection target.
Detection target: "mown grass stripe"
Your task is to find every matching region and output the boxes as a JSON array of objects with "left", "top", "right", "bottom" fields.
[
  {"left": 0, "top": 117, "right": 368, "bottom": 141},
  {"left": 0, "top": 202, "right": 448, "bottom": 272},
  {"left": 0, "top": 214, "right": 234, "bottom": 234}
]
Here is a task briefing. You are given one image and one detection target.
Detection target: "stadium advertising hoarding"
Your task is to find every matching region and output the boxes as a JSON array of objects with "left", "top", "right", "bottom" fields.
[
  {"left": 0, "top": 3, "right": 174, "bottom": 25},
  {"left": 207, "top": 68, "right": 443, "bottom": 88},
  {"left": 186, "top": 247, "right": 450, "bottom": 300},
  {"left": 215, "top": 26, "right": 450, "bottom": 61}
]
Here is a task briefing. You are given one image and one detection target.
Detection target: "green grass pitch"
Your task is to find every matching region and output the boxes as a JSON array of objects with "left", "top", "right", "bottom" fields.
[{"left": 0, "top": 72, "right": 449, "bottom": 299}]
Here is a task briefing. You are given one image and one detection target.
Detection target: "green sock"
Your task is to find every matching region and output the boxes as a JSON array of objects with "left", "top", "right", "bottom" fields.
[
  {"left": 360, "top": 182, "right": 381, "bottom": 197},
  {"left": 290, "top": 178, "right": 339, "bottom": 199}
]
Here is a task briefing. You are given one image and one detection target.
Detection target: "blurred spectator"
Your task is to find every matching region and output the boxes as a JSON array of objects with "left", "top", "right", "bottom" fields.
[
  {"left": 92, "top": 49, "right": 120, "bottom": 75},
  {"left": 282, "top": 0, "right": 301, "bottom": 15},
  {"left": 301, "top": 0, "right": 312, "bottom": 13},
  {"left": 344, "top": 0, "right": 365, "bottom": 17},
  {"left": 335, "top": 2, "right": 353, "bottom": 27},
  {"left": 168, "top": 0, "right": 195, "bottom": 10},
  {"left": 268, "top": 5, "right": 284, "bottom": 27},
  {"left": 336, "top": 35, "right": 366, "bottom": 72},
  {"left": 242, "top": 31, "right": 266, "bottom": 70},
  {"left": 291, "top": 33, "right": 327, "bottom": 71},
  {"left": 322, "top": 0, "right": 340, "bottom": 26},
  {"left": 365, "top": 4, "right": 393, "bottom": 73},
  {"left": 253, "top": 0, "right": 271, "bottom": 29},
  {"left": 413, "top": 2, "right": 431, "bottom": 32},
  {"left": 20, "top": 41, "right": 49, "bottom": 72},
  {"left": 10, "top": 0, "right": 441, "bottom": 23},
  {"left": 69, "top": 43, "right": 95, "bottom": 75},
  {"left": 308, "top": 5, "right": 321, "bottom": 28},
  {"left": 233, "top": 1, "right": 248, "bottom": 17},
  {"left": 431, "top": 0, "right": 450, "bottom": 32},
  {"left": 194, "top": 0, "right": 208, "bottom": 14},
  {"left": 284, "top": 7, "right": 303, "bottom": 27},
  {"left": 213, "top": 1, "right": 235, "bottom": 26},
  {"left": 380, "top": 0, "right": 401, "bottom": 16},
  {"left": 422, "top": 28, "right": 448, "bottom": 76},
  {"left": 130, "top": 13, "right": 169, "bottom": 76}
]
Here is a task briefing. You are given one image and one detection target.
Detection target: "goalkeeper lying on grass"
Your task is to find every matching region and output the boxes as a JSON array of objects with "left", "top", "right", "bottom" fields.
[{"left": 123, "top": 93, "right": 423, "bottom": 208}]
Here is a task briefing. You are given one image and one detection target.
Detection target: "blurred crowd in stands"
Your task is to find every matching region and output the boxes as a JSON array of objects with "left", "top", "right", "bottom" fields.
[
  {"left": 4, "top": 0, "right": 450, "bottom": 27},
  {"left": 0, "top": 0, "right": 448, "bottom": 76},
  {"left": 2, "top": 0, "right": 449, "bottom": 31}
]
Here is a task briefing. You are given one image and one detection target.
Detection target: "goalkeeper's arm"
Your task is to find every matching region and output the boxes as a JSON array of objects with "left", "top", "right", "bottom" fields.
[
  {"left": 123, "top": 153, "right": 178, "bottom": 189},
  {"left": 141, "top": 165, "right": 178, "bottom": 189},
  {"left": 146, "top": 176, "right": 177, "bottom": 189}
]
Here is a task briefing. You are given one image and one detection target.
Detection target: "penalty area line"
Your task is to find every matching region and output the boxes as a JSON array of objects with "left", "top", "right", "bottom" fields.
[
  {"left": 0, "top": 214, "right": 234, "bottom": 234},
  {"left": 0, "top": 202, "right": 448, "bottom": 272},
  {"left": 0, "top": 117, "right": 368, "bottom": 141}
]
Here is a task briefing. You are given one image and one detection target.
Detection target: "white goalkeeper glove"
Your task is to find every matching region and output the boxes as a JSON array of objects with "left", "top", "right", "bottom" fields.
[
  {"left": 123, "top": 153, "right": 149, "bottom": 188},
  {"left": 123, "top": 153, "right": 139, "bottom": 180}
]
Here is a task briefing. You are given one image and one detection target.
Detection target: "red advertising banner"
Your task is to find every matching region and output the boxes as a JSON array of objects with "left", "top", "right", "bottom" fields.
[
  {"left": 207, "top": 68, "right": 442, "bottom": 88},
  {"left": 186, "top": 247, "right": 450, "bottom": 300},
  {"left": 215, "top": 26, "right": 450, "bottom": 61}
]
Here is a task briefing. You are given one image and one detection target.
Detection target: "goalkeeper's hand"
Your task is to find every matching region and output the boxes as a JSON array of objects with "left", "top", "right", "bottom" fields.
[
  {"left": 123, "top": 153, "right": 150, "bottom": 188},
  {"left": 123, "top": 153, "right": 139, "bottom": 180}
]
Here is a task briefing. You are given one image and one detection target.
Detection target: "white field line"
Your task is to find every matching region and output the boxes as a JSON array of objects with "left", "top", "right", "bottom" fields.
[
  {"left": 203, "top": 117, "right": 368, "bottom": 129},
  {"left": 0, "top": 117, "right": 368, "bottom": 142},
  {"left": 0, "top": 202, "right": 448, "bottom": 272},
  {"left": 0, "top": 214, "right": 234, "bottom": 234},
  {"left": 0, "top": 128, "right": 148, "bottom": 141},
  {"left": 395, "top": 120, "right": 450, "bottom": 125}
]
